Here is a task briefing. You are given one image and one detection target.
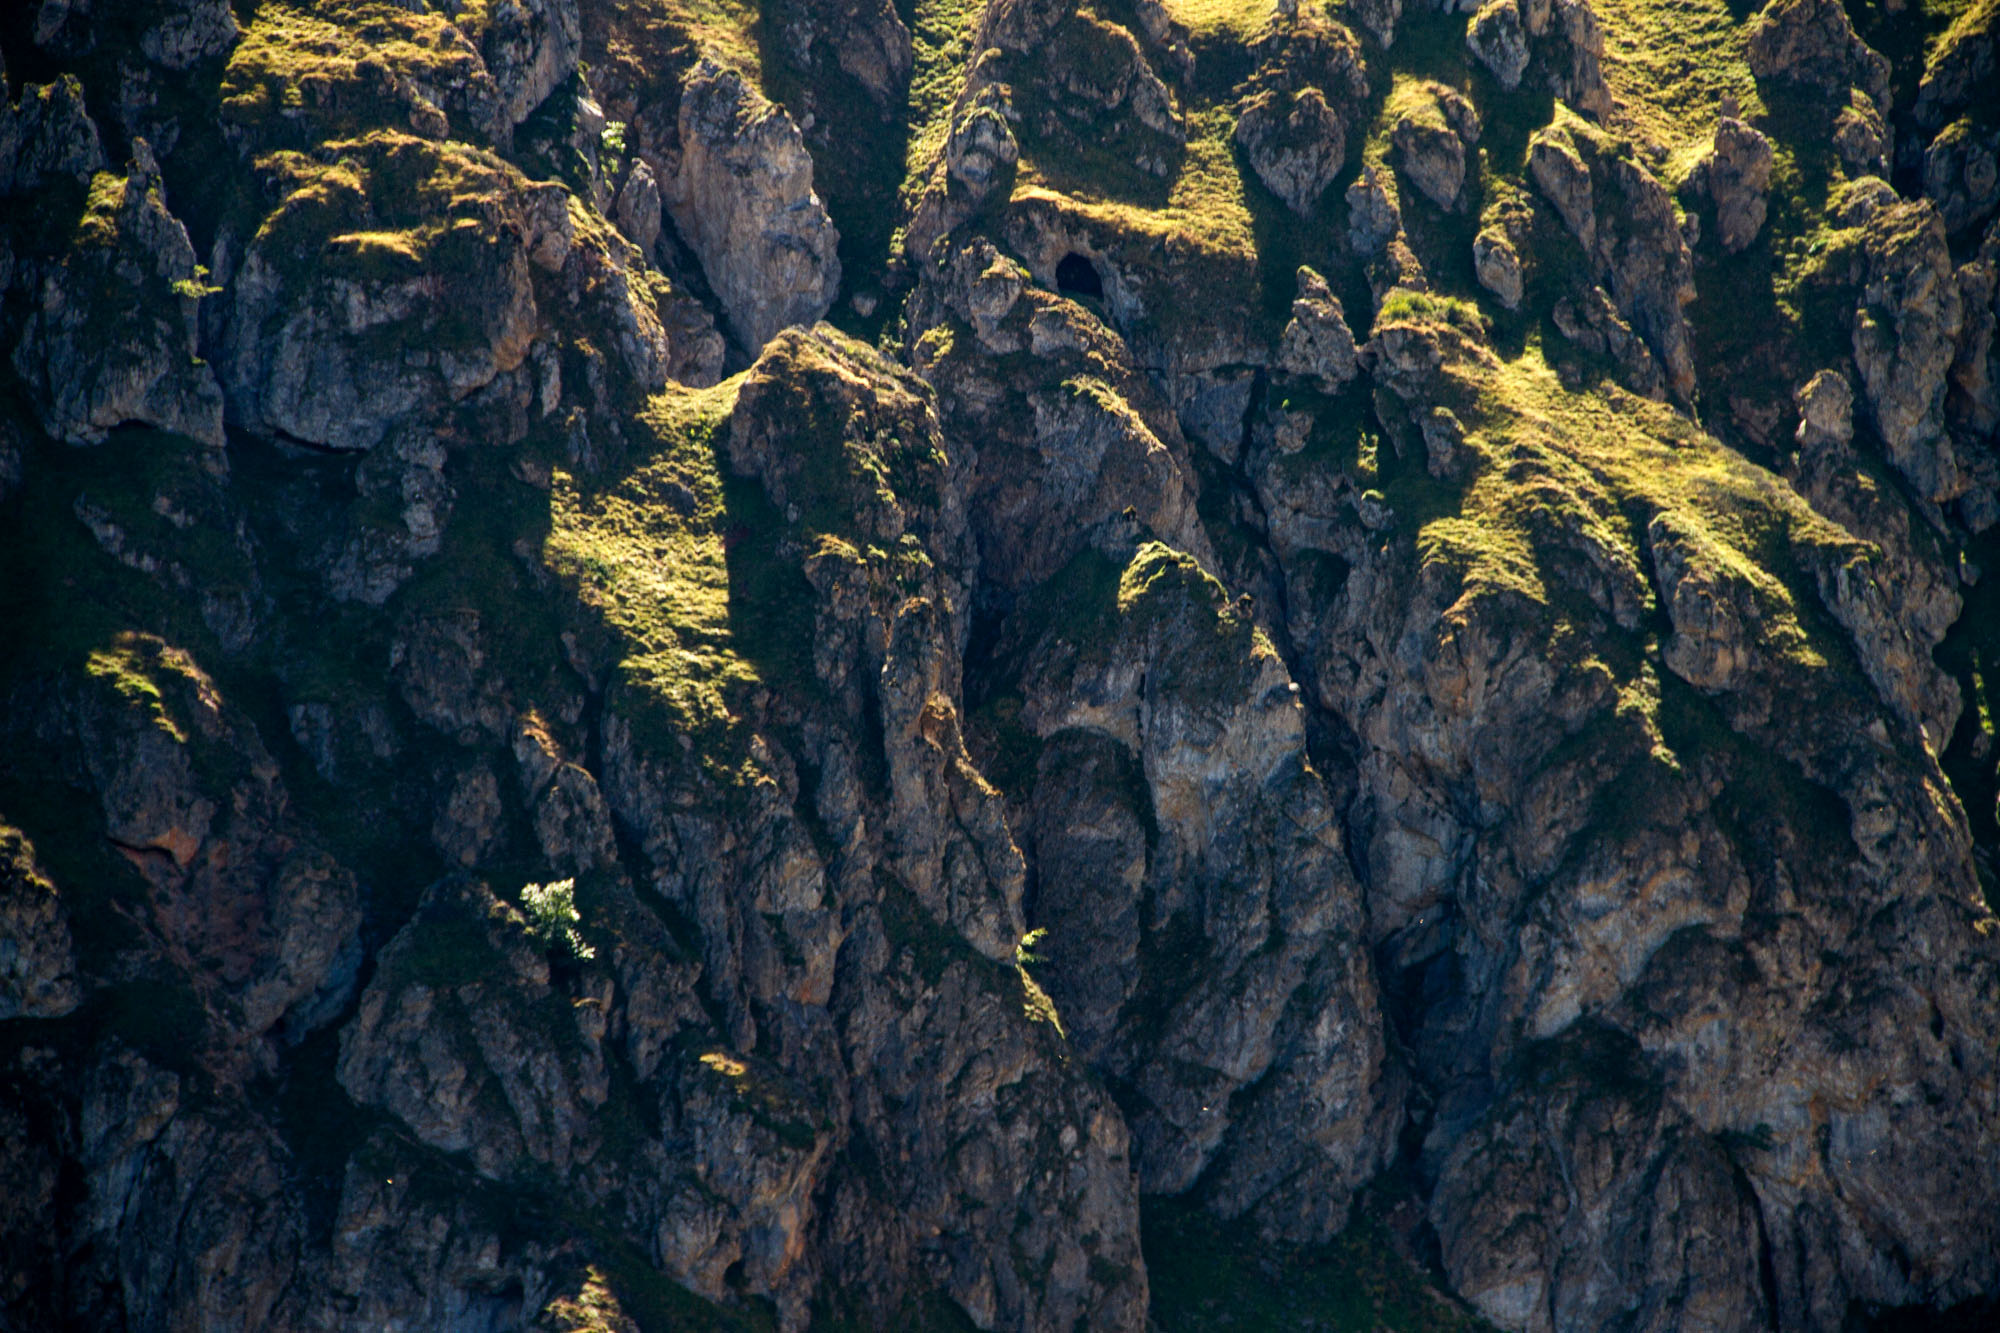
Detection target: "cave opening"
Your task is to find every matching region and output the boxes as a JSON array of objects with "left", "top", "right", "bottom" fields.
[{"left": 1055, "top": 252, "right": 1104, "bottom": 299}]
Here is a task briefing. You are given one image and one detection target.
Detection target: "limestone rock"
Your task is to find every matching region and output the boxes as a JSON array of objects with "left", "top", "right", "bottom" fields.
[
  {"left": 0, "top": 75, "right": 105, "bottom": 196},
  {"left": 138, "top": 0, "right": 238, "bottom": 70},
  {"left": 1277, "top": 267, "right": 1361, "bottom": 392},
  {"left": 1951, "top": 221, "right": 2000, "bottom": 441},
  {"left": 1923, "top": 117, "right": 2000, "bottom": 236},
  {"left": 1698, "top": 115, "right": 1774, "bottom": 252},
  {"left": 1795, "top": 366, "right": 1855, "bottom": 450},
  {"left": 654, "top": 61, "right": 841, "bottom": 354},
  {"left": 1914, "top": 0, "right": 1999, "bottom": 130},
  {"left": 1474, "top": 226, "right": 1524, "bottom": 308},
  {"left": 1232, "top": 12, "right": 1370, "bottom": 215},
  {"left": 0, "top": 827, "right": 79, "bottom": 1021},
  {"left": 1842, "top": 189, "right": 1967, "bottom": 503},
  {"left": 945, "top": 101, "right": 1019, "bottom": 206},
  {"left": 1530, "top": 114, "right": 1697, "bottom": 401},
  {"left": 1466, "top": 0, "right": 1532, "bottom": 89},
  {"left": 1553, "top": 285, "right": 1667, "bottom": 397},
  {"left": 1006, "top": 537, "right": 1401, "bottom": 1240},
  {"left": 464, "top": 0, "right": 581, "bottom": 129},
  {"left": 1235, "top": 87, "right": 1350, "bottom": 215},
  {"left": 1746, "top": 0, "right": 1891, "bottom": 110},
  {"left": 1347, "top": 166, "right": 1404, "bottom": 255},
  {"left": 1832, "top": 87, "right": 1890, "bottom": 175},
  {"left": 1392, "top": 83, "right": 1480, "bottom": 211},
  {"left": 764, "top": 0, "right": 914, "bottom": 107},
  {"left": 1351, "top": 0, "right": 1403, "bottom": 47},
  {"left": 11, "top": 144, "right": 224, "bottom": 447},
  {"left": 1020, "top": 11, "right": 1186, "bottom": 179}
]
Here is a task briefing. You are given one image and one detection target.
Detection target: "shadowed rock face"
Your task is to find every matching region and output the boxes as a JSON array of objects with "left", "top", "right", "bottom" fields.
[{"left": 2, "top": 1, "right": 1999, "bottom": 1331}]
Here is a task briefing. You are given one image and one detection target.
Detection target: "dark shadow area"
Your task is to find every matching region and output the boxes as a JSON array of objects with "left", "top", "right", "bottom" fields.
[{"left": 1055, "top": 251, "right": 1105, "bottom": 298}]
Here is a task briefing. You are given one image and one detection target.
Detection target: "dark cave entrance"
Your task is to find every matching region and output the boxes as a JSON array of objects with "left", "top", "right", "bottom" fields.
[{"left": 1055, "top": 252, "right": 1104, "bottom": 299}]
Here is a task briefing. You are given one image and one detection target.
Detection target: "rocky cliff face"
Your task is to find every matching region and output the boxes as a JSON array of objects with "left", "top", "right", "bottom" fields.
[{"left": 1, "top": 1, "right": 1997, "bottom": 1331}]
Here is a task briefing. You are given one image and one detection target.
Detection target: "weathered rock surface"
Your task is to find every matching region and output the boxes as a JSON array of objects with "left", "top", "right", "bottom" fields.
[
  {"left": 1232, "top": 12, "right": 1370, "bottom": 215},
  {"left": 650, "top": 61, "right": 841, "bottom": 354},
  {"left": 10, "top": 143, "right": 223, "bottom": 447},
  {"left": 1820, "top": 182, "right": 1968, "bottom": 504},
  {"left": 1747, "top": 0, "right": 1892, "bottom": 109},
  {"left": 1530, "top": 112, "right": 1697, "bottom": 400},
  {"left": 1277, "top": 267, "right": 1361, "bottom": 392},
  {"left": 0, "top": 827, "right": 79, "bottom": 1021},
  {"left": 1696, "top": 115, "right": 1774, "bottom": 253},
  {"left": 1392, "top": 83, "right": 1480, "bottom": 212},
  {"left": 6, "top": 2, "right": 2000, "bottom": 1331}
]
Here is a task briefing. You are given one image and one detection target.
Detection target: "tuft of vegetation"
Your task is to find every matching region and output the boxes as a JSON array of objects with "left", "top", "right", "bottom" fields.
[{"left": 521, "top": 878, "right": 596, "bottom": 960}]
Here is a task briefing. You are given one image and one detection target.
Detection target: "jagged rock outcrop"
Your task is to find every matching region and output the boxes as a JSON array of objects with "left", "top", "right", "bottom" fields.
[
  {"left": 1466, "top": 0, "right": 1612, "bottom": 117},
  {"left": 0, "top": 73, "right": 105, "bottom": 193},
  {"left": 1474, "top": 225, "right": 1524, "bottom": 308},
  {"left": 1832, "top": 86, "right": 1890, "bottom": 175},
  {"left": 1747, "top": 0, "right": 1891, "bottom": 109},
  {"left": 1814, "top": 180, "right": 1967, "bottom": 504},
  {"left": 1914, "top": 0, "right": 1999, "bottom": 131},
  {"left": 1232, "top": 11, "right": 1370, "bottom": 215},
  {"left": 1392, "top": 83, "right": 1481, "bottom": 212},
  {"left": 465, "top": 0, "right": 582, "bottom": 129},
  {"left": 764, "top": 0, "right": 914, "bottom": 107},
  {"left": 1530, "top": 111, "right": 1696, "bottom": 400},
  {"left": 1277, "top": 267, "right": 1362, "bottom": 392},
  {"left": 7, "top": 2, "right": 2000, "bottom": 1331},
  {"left": 1924, "top": 117, "right": 2000, "bottom": 237},
  {"left": 9, "top": 141, "right": 223, "bottom": 447},
  {"left": 647, "top": 62, "right": 840, "bottom": 355},
  {"left": 0, "top": 827, "right": 79, "bottom": 1021},
  {"left": 1695, "top": 115, "right": 1774, "bottom": 253},
  {"left": 999, "top": 533, "right": 1401, "bottom": 1241}
]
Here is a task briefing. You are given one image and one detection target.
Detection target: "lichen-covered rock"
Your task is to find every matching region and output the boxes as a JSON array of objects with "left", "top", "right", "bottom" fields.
[
  {"left": 1697, "top": 115, "right": 1774, "bottom": 252},
  {"left": 946, "top": 100, "right": 1020, "bottom": 205},
  {"left": 1746, "top": 0, "right": 1891, "bottom": 109},
  {"left": 764, "top": 0, "right": 914, "bottom": 107},
  {"left": 652, "top": 61, "right": 840, "bottom": 354},
  {"left": 1553, "top": 284, "right": 1667, "bottom": 397},
  {"left": 461, "top": 0, "right": 581, "bottom": 129},
  {"left": 1003, "top": 535, "right": 1401, "bottom": 1240},
  {"left": 221, "top": 135, "right": 544, "bottom": 451},
  {"left": 1951, "top": 221, "right": 2000, "bottom": 443},
  {"left": 0, "top": 75, "right": 105, "bottom": 196},
  {"left": 1277, "top": 267, "right": 1361, "bottom": 391},
  {"left": 1351, "top": 0, "right": 1404, "bottom": 47},
  {"left": 138, "top": 0, "right": 239, "bottom": 70},
  {"left": 1346, "top": 164, "right": 1404, "bottom": 255},
  {"left": 1019, "top": 10, "right": 1186, "bottom": 179},
  {"left": 1235, "top": 87, "right": 1350, "bottom": 216},
  {"left": 1914, "top": 0, "right": 1999, "bottom": 130},
  {"left": 11, "top": 144, "right": 224, "bottom": 447},
  {"left": 220, "top": 0, "right": 509, "bottom": 151}
]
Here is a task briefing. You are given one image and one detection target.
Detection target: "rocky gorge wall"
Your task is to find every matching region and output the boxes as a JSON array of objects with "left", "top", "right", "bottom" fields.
[{"left": 0, "top": 0, "right": 1997, "bottom": 1330}]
